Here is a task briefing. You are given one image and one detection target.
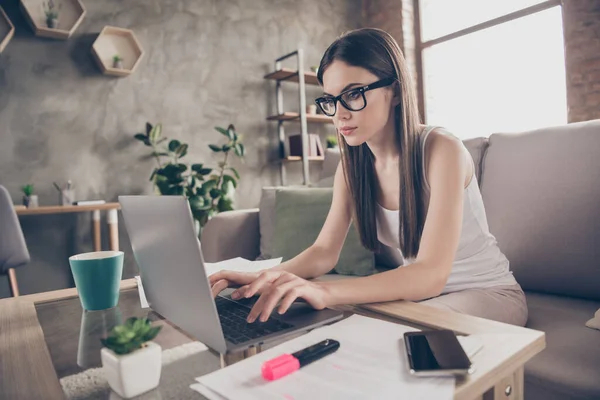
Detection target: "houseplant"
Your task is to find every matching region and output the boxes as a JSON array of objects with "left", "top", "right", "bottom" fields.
[
  {"left": 100, "top": 317, "right": 162, "bottom": 399},
  {"left": 43, "top": 0, "right": 59, "bottom": 29},
  {"left": 326, "top": 135, "right": 338, "bottom": 149},
  {"left": 113, "top": 55, "right": 124, "bottom": 69},
  {"left": 134, "top": 122, "right": 245, "bottom": 233},
  {"left": 21, "top": 184, "right": 38, "bottom": 208}
]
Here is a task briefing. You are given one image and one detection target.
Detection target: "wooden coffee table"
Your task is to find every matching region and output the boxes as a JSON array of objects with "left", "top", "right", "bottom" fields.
[{"left": 0, "top": 279, "right": 544, "bottom": 399}]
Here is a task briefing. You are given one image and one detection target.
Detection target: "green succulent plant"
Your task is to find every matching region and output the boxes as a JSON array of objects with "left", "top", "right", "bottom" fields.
[
  {"left": 101, "top": 317, "right": 162, "bottom": 355},
  {"left": 21, "top": 184, "right": 34, "bottom": 197}
]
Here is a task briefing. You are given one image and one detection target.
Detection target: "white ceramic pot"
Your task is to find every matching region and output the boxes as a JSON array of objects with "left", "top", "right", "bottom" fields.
[{"left": 101, "top": 341, "right": 162, "bottom": 399}]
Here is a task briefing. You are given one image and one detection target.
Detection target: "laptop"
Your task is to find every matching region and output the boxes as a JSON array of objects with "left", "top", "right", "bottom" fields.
[{"left": 118, "top": 195, "right": 344, "bottom": 354}]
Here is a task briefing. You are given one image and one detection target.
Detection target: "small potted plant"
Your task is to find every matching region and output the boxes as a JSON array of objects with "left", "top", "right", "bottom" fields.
[
  {"left": 21, "top": 184, "right": 38, "bottom": 208},
  {"left": 326, "top": 135, "right": 338, "bottom": 149},
  {"left": 100, "top": 317, "right": 162, "bottom": 399},
  {"left": 43, "top": 0, "right": 60, "bottom": 29},
  {"left": 113, "top": 55, "right": 124, "bottom": 69}
]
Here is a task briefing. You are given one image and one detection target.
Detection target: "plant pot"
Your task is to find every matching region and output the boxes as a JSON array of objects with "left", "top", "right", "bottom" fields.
[
  {"left": 113, "top": 60, "right": 124, "bottom": 69},
  {"left": 47, "top": 17, "right": 58, "bottom": 29},
  {"left": 101, "top": 341, "right": 162, "bottom": 399},
  {"left": 23, "top": 195, "right": 39, "bottom": 208}
]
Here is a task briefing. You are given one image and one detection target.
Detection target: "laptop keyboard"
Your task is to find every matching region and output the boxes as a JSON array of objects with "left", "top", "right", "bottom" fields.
[{"left": 215, "top": 296, "right": 294, "bottom": 344}]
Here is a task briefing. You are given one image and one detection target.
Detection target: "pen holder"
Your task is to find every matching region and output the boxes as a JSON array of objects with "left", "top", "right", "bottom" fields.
[{"left": 60, "top": 189, "right": 75, "bottom": 206}]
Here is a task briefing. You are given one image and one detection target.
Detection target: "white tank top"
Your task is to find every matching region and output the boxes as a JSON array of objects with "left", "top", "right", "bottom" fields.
[{"left": 376, "top": 126, "right": 517, "bottom": 294}]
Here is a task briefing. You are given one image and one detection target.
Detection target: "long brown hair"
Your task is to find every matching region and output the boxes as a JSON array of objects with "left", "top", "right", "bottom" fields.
[{"left": 317, "top": 28, "right": 425, "bottom": 259}]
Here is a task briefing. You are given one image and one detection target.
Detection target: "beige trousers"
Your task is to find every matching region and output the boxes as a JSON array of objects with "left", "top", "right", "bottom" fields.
[{"left": 419, "top": 284, "right": 529, "bottom": 326}]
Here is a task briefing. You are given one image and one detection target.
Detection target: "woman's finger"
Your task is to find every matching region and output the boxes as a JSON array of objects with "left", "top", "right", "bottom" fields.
[
  {"left": 278, "top": 288, "right": 304, "bottom": 314},
  {"left": 243, "top": 271, "right": 281, "bottom": 298},
  {"left": 209, "top": 270, "right": 255, "bottom": 287},
  {"left": 247, "top": 276, "right": 299, "bottom": 323},
  {"left": 211, "top": 279, "right": 230, "bottom": 297},
  {"left": 231, "top": 285, "right": 249, "bottom": 299}
]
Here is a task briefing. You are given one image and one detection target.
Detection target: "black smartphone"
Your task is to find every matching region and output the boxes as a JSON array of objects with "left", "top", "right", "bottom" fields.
[{"left": 403, "top": 330, "right": 474, "bottom": 376}]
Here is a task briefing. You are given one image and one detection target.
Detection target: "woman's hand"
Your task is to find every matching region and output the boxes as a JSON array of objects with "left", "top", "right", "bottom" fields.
[
  {"left": 244, "top": 271, "right": 329, "bottom": 323},
  {"left": 209, "top": 269, "right": 330, "bottom": 323}
]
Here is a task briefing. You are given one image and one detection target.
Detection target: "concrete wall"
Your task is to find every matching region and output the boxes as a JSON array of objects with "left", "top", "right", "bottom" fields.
[{"left": 0, "top": 0, "right": 360, "bottom": 297}]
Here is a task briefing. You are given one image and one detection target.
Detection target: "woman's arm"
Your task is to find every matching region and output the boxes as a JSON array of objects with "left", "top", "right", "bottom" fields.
[
  {"left": 272, "top": 162, "right": 353, "bottom": 279},
  {"left": 321, "top": 131, "right": 468, "bottom": 304}
]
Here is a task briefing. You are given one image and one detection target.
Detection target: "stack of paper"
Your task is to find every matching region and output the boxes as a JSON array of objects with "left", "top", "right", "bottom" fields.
[{"left": 190, "top": 315, "right": 459, "bottom": 400}]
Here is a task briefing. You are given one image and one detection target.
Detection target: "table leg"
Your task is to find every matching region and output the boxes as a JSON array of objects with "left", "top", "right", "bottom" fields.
[
  {"left": 483, "top": 366, "right": 524, "bottom": 400},
  {"left": 92, "top": 210, "right": 101, "bottom": 251},
  {"left": 107, "top": 209, "right": 119, "bottom": 251},
  {"left": 220, "top": 345, "right": 262, "bottom": 368},
  {"left": 8, "top": 268, "right": 19, "bottom": 297}
]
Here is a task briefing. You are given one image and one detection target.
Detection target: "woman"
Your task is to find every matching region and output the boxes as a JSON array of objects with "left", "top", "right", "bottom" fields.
[{"left": 210, "top": 28, "right": 528, "bottom": 326}]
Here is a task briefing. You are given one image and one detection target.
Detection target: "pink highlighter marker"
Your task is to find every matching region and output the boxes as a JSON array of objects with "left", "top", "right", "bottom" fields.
[{"left": 261, "top": 339, "right": 340, "bottom": 381}]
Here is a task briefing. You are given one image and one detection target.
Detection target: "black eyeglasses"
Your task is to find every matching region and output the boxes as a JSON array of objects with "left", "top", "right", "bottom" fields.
[{"left": 315, "top": 77, "right": 396, "bottom": 117}]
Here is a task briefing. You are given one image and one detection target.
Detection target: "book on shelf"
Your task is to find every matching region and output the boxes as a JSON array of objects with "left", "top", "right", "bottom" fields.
[{"left": 288, "top": 133, "right": 324, "bottom": 157}]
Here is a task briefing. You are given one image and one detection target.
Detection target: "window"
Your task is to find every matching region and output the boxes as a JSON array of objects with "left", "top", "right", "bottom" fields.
[{"left": 419, "top": 1, "right": 567, "bottom": 139}]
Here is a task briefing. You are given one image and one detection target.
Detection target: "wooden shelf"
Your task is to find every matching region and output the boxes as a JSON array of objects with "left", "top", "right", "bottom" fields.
[
  {"left": 19, "top": 0, "right": 86, "bottom": 40},
  {"left": 282, "top": 156, "right": 325, "bottom": 162},
  {"left": 0, "top": 6, "right": 15, "bottom": 53},
  {"left": 91, "top": 26, "right": 144, "bottom": 77},
  {"left": 264, "top": 68, "right": 319, "bottom": 85},
  {"left": 267, "top": 112, "right": 332, "bottom": 124}
]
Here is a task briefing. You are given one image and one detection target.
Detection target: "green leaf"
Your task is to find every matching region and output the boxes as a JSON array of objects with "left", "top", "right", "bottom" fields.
[
  {"left": 176, "top": 143, "right": 188, "bottom": 158},
  {"left": 215, "top": 126, "right": 232, "bottom": 139},
  {"left": 149, "top": 168, "right": 158, "bottom": 182},
  {"left": 188, "top": 195, "right": 204, "bottom": 210},
  {"left": 146, "top": 122, "right": 153, "bottom": 135},
  {"left": 217, "top": 197, "right": 233, "bottom": 212},
  {"left": 238, "top": 143, "right": 245, "bottom": 157},
  {"left": 227, "top": 124, "right": 236, "bottom": 140},
  {"left": 168, "top": 139, "right": 181, "bottom": 152},
  {"left": 191, "top": 163, "right": 203, "bottom": 172},
  {"left": 134, "top": 133, "right": 147, "bottom": 142},
  {"left": 199, "top": 168, "right": 212, "bottom": 175},
  {"left": 208, "top": 144, "right": 222, "bottom": 152},
  {"left": 222, "top": 144, "right": 231, "bottom": 152},
  {"left": 149, "top": 123, "right": 162, "bottom": 143},
  {"left": 228, "top": 167, "right": 240, "bottom": 179},
  {"left": 222, "top": 174, "right": 237, "bottom": 188},
  {"left": 209, "top": 188, "right": 220, "bottom": 199},
  {"left": 176, "top": 163, "right": 187, "bottom": 172},
  {"left": 156, "top": 137, "right": 168, "bottom": 145},
  {"left": 152, "top": 151, "right": 169, "bottom": 157}
]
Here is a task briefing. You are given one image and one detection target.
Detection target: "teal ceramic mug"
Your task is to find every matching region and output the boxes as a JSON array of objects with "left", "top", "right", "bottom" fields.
[{"left": 69, "top": 251, "right": 124, "bottom": 311}]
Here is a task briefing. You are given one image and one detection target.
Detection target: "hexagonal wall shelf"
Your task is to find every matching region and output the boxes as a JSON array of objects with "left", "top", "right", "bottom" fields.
[
  {"left": 0, "top": 6, "right": 15, "bottom": 53},
  {"left": 19, "top": 0, "right": 86, "bottom": 40},
  {"left": 91, "top": 26, "right": 144, "bottom": 77}
]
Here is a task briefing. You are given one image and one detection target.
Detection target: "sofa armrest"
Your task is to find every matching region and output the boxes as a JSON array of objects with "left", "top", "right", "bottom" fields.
[{"left": 201, "top": 208, "right": 260, "bottom": 262}]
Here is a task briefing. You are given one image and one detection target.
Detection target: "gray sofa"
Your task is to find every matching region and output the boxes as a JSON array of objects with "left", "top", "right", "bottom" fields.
[{"left": 202, "top": 120, "right": 600, "bottom": 400}]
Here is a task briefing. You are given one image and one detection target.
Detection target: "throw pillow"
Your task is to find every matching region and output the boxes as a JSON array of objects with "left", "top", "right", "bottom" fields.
[
  {"left": 258, "top": 186, "right": 306, "bottom": 260},
  {"left": 273, "top": 187, "right": 375, "bottom": 276}
]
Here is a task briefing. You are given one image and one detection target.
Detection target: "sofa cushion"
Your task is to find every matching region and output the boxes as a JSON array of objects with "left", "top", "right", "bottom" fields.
[
  {"left": 524, "top": 292, "right": 600, "bottom": 400},
  {"left": 481, "top": 120, "right": 600, "bottom": 300},
  {"left": 274, "top": 188, "right": 376, "bottom": 276}
]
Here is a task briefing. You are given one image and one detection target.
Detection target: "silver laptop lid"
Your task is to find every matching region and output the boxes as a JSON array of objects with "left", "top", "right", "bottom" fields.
[{"left": 118, "top": 195, "right": 228, "bottom": 353}]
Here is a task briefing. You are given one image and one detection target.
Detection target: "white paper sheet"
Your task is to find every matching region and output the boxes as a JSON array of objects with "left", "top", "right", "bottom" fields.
[
  {"left": 134, "top": 275, "right": 149, "bottom": 308},
  {"left": 204, "top": 257, "right": 283, "bottom": 277},
  {"left": 191, "top": 315, "right": 456, "bottom": 400}
]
